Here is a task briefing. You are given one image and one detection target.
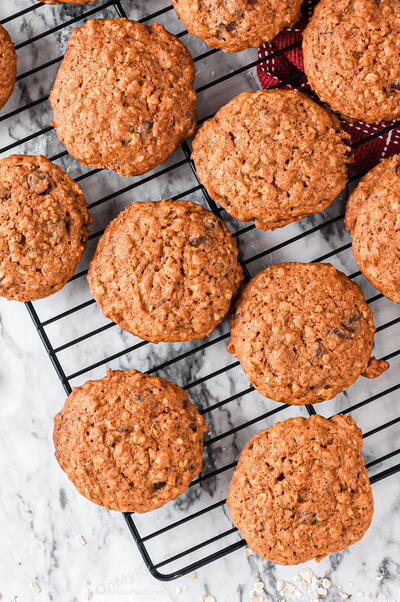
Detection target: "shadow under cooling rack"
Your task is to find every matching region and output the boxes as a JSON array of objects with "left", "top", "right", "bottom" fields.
[{"left": 2, "top": 0, "right": 400, "bottom": 582}]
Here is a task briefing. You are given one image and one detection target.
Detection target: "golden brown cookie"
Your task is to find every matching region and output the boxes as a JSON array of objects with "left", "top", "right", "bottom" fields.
[
  {"left": 172, "top": 0, "right": 302, "bottom": 53},
  {"left": 303, "top": 0, "right": 400, "bottom": 123},
  {"left": 49, "top": 19, "right": 196, "bottom": 177},
  {"left": 0, "top": 155, "right": 91, "bottom": 302},
  {"left": 0, "top": 24, "right": 16, "bottom": 111},
  {"left": 227, "top": 414, "right": 373, "bottom": 564},
  {"left": 88, "top": 200, "right": 243, "bottom": 343},
  {"left": 54, "top": 369, "right": 207, "bottom": 513},
  {"left": 345, "top": 155, "right": 400, "bottom": 303},
  {"left": 192, "top": 90, "right": 352, "bottom": 230},
  {"left": 227, "top": 262, "right": 388, "bottom": 404}
]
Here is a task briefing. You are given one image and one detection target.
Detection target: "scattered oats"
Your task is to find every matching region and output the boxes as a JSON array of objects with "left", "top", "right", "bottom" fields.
[
  {"left": 204, "top": 596, "right": 215, "bottom": 602},
  {"left": 176, "top": 586, "right": 182, "bottom": 595},
  {"left": 321, "top": 578, "right": 331, "bottom": 589},
  {"left": 77, "top": 535, "right": 87, "bottom": 546},
  {"left": 378, "top": 595, "right": 386, "bottom": 600},
  {"left": 187, "top": 572, "right": 197, "bottom": 580},
  {"left": 300, "top": 568, "right": 314, "bottom": 584},
  {"left": 293, "top": 590, "right": 302, "bottom": 599},
  {"left": 376, "top": 575, "right": 384, "bottom": 582},
  {"left": 31, "top": 582, "right": 41, "bottom": 594},
  {"left": 311, "top": 575, "right": 320, "bottom": 586},
  {"left": 250, "top": 595, "right": 264, "bottom": 602},
  {"left": 277, "top": 581, "right": 285, "bottom": 593},
  {"left": 244, "top": 547, "right": 255, "bottom": 556},
  {"left": 298, "top": 578, "right": 308, "bottom": 591},
  {"left": 83, "top": 590, "right": 93, "bottom": 601},
  {"left": 285, "top": 582, "right": 296, "bottom": 594},
  {"left": 254, "top": 582, "right": 264, "bottom": 593},
  {"left": 339, "top": 593, "right": 351, "bottom": 600},
  {"left": 317, "top": 587, "right": 327, "bottom": 596}
]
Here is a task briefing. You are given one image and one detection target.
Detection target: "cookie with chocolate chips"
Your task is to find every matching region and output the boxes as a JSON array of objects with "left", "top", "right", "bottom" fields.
[
  {"left": 227, "top": 414, "right": 373, "bottom": 564},
  {"left": 0, "top": 155, "right": 91, "bottom": 302},
  {"left": 227, "top": 262, "right": 388, "bottom": 405},
  {"left": 303, "top": 0, "right": 400, "bottom": 123},
  {"left": 172, "top": 0, "right": 302, "bottom": 53},
  {"left": 49, "top": 18, "right": 196, "bottom": 177},
  {"left": 88, "top": 200, "right": 243, "bottom": 342},
  {"left": 192, "top": 90, "right": 352, "bottom": 230},
  {"left": 0, "top": 24, "right": 16, "bottom": 110},
  {"left": 345, "top": 155, "right": 400, "bottom": 303},
  {"left": 53, "top": 369, "right": 207, "bottom": 512}
]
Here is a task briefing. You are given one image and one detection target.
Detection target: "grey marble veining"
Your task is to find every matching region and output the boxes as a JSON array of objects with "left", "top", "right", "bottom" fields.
[{"left": 0, "top": 1, "right": 399, "bottom": 601}]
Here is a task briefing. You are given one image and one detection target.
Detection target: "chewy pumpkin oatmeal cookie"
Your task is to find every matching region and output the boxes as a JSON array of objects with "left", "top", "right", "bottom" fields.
[
  {"left": 50, "top": 19, "right": 196, "bottom": 177},
  {"left": 227, "top": 414, "right": 373, "bottom": 564},
  {"left": 192, "top": 90, "right": 352, "bottom": 230},
  {"left": 303, "top": 0, "right": 400, "bottom": 123},
  {"left": 0, "top": 155, "right": 91, "bottom": 302},
  {"left": 227, "top": 262, "right": 388, "bottom": 404},
  {"left": 172, "top": 0, "right": 302, "bottom": 53},
  {"left": 88, "top": 200, "right": 243, "bottom": 343},
  {"left": 345, "top": 155, "right": 400, "bottom": 303},
  {"left": 0, "top": 24, "right": 16, "bottom": 110},
  {"left": 54, "top": 369, "right": 207, "bottom": 512}
]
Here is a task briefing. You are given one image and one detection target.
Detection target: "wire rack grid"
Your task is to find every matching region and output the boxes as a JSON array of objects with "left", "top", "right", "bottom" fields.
[{"left": 1, "top": 0, "right": 400, "bottom": 583}]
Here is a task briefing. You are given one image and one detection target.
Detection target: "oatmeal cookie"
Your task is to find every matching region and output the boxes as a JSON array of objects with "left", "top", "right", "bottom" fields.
[
  {"left": 0, "top": 24, "right": 16, "bottom": 110},
  {"left": 345, "top": 155, "right": 400, "bottom": 303},
  {"left": 227, "top": 262, "right": 388, "bottom": 404},
  {"left": 192, "top": 90, "right": 351, "bottom": 230},
  {"left": 0, "top": 155, "right": 91, "bottom": 302},
  {"left": 172, "top": 0, "right": 302, "bottom": 53},
  {"left": 54, "top": 369, "right": 207, "bottom": 512},
  {"left": 88, "top": 200, "right": 243, "bottom": 342},
  {"left": 303, "top": 0, "right": 400, "bottom": 123},
  {"left": 50, "top": 19, "right": 196, "bottom": 177},
  {"left": 227, "top": 414, "right": 373, "bottom": 564}
]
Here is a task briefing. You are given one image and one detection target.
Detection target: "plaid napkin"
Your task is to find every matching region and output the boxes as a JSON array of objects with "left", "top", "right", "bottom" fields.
[{"left": 257, "top": 0, "right": 400, "bottom": 174}]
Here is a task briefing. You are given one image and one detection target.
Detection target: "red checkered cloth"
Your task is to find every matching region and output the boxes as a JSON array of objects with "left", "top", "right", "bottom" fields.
[{"left": 256, "top": 0, "right": 400, "bottom": 174}]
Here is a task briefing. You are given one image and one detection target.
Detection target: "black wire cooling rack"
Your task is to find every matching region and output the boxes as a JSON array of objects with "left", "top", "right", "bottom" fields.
[{"left": 2, "top": 0, "right": 400, "bottom": 582}]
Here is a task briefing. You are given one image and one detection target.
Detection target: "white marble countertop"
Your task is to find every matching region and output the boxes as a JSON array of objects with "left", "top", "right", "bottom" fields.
[{"left": 1, "top": 1, "right": 400, "bottom": 601}]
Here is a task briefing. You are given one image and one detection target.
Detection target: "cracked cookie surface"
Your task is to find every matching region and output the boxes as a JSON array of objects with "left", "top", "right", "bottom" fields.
[
  {"left": 172, "top": 0, "right": 302, "bottom": 52},
  {"left": 345, "top": 155, "right": 400, "bottom": 303},
  {"left": 50, "top": 19, "right": 196, "bottom": 177},
  {"left": 303, "top": 0, "right": 400, "bottom": 123},
  {"left": 0, "top": 24, "right": 16, "bottom": 110},
  {"left": 227, "top": 414, "right": 373, "bottom": 564},
  {"left": 88, "top": 200, "right": 243, "bottom": 342},
  {"left": 227, "top": 262, "right": 388, "bottom": 404},
  {"left": 192, "top": 90, "right": 351, "bottom": 230},
  {"left": 0, "top": 155, "right": 91, "bottom": 302},
  {"left": 54, "top": 369, "right": 207, "bottom": 512}
]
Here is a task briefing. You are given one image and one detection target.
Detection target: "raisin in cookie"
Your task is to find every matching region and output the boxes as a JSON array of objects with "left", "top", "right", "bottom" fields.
[
  {"left": 228, "top": 262, "right": 388, "bottom": 404},
  {"left": 345, "top": 155, "right": 400, "bottom": 303},
  {"left": 50, "top": 19, "right": 196, "bottom": 177},
  {"left": 227, "top": 414, "right": 373, "bottom": 564},
  {"left": 192, "top": 90, "right": 351, "bottom": 230},
  {"left": 0, "top": 24, "right": 16, "bottom": 110},
  {"left": 303, "top": 0, "right": 400, "bottom": 123},
  {"left": 172, "top": 0, "right": 302, "bottom": 53},
  {"left": 88, "top": 200, "right": 243, "bottom": 342},
  {"left": 54, "top": 369, "right": 207, "bottom": 512},
  {"left": 0, "top": 155, "right": 91, "bottom": 302}
]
